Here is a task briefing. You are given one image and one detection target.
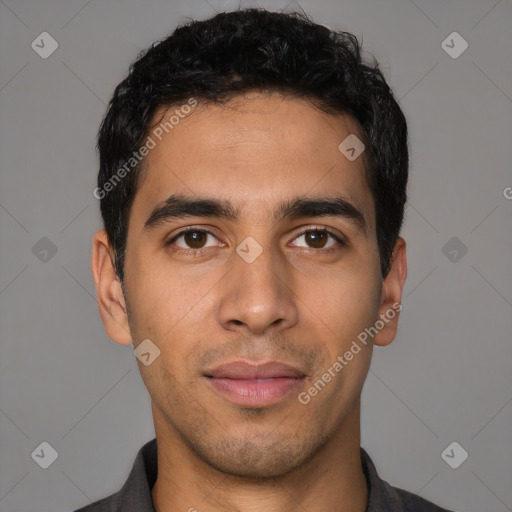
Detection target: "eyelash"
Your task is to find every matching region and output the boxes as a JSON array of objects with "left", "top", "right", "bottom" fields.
[{"left": 166, "top": 226, "right": 346, "bottom": 255}]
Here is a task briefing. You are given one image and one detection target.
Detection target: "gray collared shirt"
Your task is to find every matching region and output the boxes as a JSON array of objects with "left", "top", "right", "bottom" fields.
[{"left": 74, "top": 438, "right": 453, "bottom": 511}]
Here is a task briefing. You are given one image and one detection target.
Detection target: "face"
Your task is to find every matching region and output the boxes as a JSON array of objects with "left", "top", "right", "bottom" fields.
[{"left": 93, "top": 91, "right": 406, "bottom": 478}]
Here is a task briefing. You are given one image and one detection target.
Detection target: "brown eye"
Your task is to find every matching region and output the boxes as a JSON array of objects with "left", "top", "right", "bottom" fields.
[
  {"left": 292, "top": 228, "right": 344, "bottom": 251},
  {"left": 304, "top": 230, "right": 328, "bottom": 248},
  {"left": 183, "top": 231, "right": 208, "bottom": 248},
  {"left": 168, "top": 229, "right": 219, "bottom": 250}
]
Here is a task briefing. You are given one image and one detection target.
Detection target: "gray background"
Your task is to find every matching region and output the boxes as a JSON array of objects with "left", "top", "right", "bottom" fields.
[{"left": 0, "top": 0, "right": 511, "bottom": 511}]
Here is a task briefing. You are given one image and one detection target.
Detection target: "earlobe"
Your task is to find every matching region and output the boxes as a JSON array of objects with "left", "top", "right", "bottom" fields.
[
  {"left": 91, "top": 230, "right": 133, "bottom": 346},
  {"left": 373, "top": 236, "right": 407, "bottom": 347}
]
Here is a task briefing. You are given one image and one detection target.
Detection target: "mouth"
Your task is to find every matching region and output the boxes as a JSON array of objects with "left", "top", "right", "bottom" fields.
[{"left": 203, "top": 361, "right": 306, "bottom": 408}]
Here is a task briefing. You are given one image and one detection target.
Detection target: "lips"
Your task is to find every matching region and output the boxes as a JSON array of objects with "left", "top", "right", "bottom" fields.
[
  {"left": 205, "top": 361, "right": 306, "bottom": 380},
  {"left": 204, "top": 361, "right": 306, "bottom": 407}
]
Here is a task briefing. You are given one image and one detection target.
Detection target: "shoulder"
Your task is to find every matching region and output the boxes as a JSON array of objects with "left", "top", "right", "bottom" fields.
[
  {"left": 360, "top": 447, "right": 455, "bottom": 512},
  {"left": 393, "top": 486, "right": 455, "bottom": 512},
  {"left": 72, "top": 438, "right": 157, "bottom": 512},
  {"left": 73, "top": 492, "right": 120, "bottom": 512}
]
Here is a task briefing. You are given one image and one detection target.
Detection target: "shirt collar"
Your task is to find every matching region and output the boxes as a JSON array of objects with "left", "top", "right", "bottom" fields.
[
  {"left": 116, "top": 438, "right": 157, "bottom": 511},
  {"left": 360, "top": 447, "right": 408, "bottom": 512}
]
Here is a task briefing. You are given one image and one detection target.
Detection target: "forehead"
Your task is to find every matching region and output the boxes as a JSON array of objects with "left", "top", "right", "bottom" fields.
[{"left": 131, "top": 92, "right": 375, "bottom": 231}]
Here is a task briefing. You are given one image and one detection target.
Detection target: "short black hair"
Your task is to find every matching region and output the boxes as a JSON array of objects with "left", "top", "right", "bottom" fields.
[{"left": 97, "top": 8, "right": 408, "bottom": 282}]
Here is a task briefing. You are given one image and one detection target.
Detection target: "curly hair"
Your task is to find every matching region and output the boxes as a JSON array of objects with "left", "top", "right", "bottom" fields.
[{"left": 97, "top": 8, "right": 408, "bottom": 282}]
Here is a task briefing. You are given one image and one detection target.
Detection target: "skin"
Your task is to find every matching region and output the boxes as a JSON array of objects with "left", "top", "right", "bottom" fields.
[{"left": 91, "top": 91, "right": 407, "bottom": 512}]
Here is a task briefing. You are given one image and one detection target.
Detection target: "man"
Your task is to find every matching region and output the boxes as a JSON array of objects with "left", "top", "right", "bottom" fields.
[{"left": 79, "top": 8, "right": 453, "bottom": 512}]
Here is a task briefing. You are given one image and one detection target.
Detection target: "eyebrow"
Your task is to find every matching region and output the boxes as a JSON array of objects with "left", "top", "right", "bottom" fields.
[{"left": 143, "top": 194, "right": 367, "bottom": 235}]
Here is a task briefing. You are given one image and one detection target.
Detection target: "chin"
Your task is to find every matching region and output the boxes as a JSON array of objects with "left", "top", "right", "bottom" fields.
[{"left": 188, "top": 430, "right": 328, "bottom": 479}]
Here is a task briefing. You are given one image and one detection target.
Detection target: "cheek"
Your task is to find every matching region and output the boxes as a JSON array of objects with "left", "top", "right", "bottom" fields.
[
  {"left": 309, "top": 264, "right": 381, "bottom": 337},
  {"left": 126, "top": 248, "right": 207, "bottom": 330},
  {"left": 302, "top": 275, "right": 379, "bottom": 407},
  {"left": 125, "top": 265, "right": 213, "bottom": 375}
]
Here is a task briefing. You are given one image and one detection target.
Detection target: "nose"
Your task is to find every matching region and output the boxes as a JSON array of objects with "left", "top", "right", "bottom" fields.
[{"left": 216, "top": 243, "right": 299, "bottom": 336}]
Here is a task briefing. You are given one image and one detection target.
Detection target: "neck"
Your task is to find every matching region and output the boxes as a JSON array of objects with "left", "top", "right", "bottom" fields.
[{"left": 151, "top": 402, "right": 367, "bottom": 512}]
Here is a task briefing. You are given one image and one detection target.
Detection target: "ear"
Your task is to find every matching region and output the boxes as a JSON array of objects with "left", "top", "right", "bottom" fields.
[
  {"left": 373, "top": 236, "right": 407, "bottom": 347},
  {"left": 91, "top": 229, "right": 133, "bottom": 345}
]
